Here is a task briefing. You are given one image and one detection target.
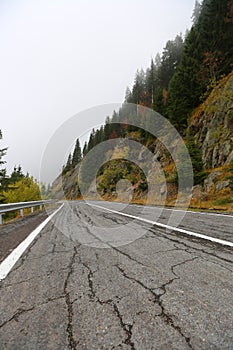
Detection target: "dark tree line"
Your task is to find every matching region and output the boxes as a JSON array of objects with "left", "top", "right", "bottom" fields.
[
  {"left": 168, "top": 0, "right": 233, "bottom": 130},
  {"left": 126, "top": 33, "right": 184, "bottom": 117},
  {"left": 125, "top": 0, "right": 233, "bottom": 132}
]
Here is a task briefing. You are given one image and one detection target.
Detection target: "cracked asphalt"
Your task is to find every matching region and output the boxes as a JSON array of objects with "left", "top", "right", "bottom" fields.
[{"left": 0, "top": 201, "right": 232, "bottom": 349}]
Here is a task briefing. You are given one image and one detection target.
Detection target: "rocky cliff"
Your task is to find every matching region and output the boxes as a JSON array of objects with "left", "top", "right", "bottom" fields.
[
  {"left": 190, "top": 72, "right": 233, "bottom": 169},
  {"left": 189, "top": 72, "right": 233, "bottom": 208}
]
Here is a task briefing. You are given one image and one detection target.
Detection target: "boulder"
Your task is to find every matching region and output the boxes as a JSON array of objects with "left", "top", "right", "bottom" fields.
[
  {"left": 192, "top": 185, "right": 206, "bottom": 200},
  {"left": 204, "top": 171, "right": 221, "bottom": 193},
  {"left": 215, "top": 181, "right": 230, "bottom": 192}
]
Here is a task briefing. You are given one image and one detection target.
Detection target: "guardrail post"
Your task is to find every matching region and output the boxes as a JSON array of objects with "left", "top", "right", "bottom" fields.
[
  {"left": 40, "top": 204, "right": 42, "bottom": 210},
  {"left": 31, "top": 207, "right": 34, "bottom": 213},
  {"left": 0, "top": 214, "right": 2, "bottom": 225},
  {"left": 20, "top": 209, "right": 24, "bottom": 217}
]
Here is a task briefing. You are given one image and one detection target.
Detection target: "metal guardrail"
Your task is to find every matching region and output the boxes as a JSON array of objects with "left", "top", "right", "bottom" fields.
[{"left": 0, "top": 200, "right": 55, "bottom": 225}]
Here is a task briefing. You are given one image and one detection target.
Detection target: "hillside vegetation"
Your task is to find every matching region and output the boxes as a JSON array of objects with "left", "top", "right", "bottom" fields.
[{"left": 53, "top": 0, "right": 233, "bottom": 211}]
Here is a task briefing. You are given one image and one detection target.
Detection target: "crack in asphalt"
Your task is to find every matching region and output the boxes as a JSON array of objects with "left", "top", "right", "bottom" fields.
[
  {"left": 73, "top": 205, "right": 233, "bottom": 277},
  {"left": 78, "top": 213, "right": 188, "bottom": 281},
  {"left": 75, "top": 206, "right": 189, "bottom": 275},
  {"left": 8, "top": 229, "right": 45, "bottom": 274},
  {"left": 114, "top": 246, "right": 182, "bottom": 270},
  {"left": 0, "top": 267, "right": 70, "bottom": 289},
  {"left": 112, "top": 246, "right": 153, "bottom": 269},
  {"left": 82, "top": 262, "right": 97, "bottom": 300},
  {"left": 67, "top": 204, "right": 212, "bottom": 349},
  {"left": 101, "top": 213, "right": 130, "bottom": 225},
  {"left": 2, "top": 203, "right": 232, "bottom": 349},
  {"left": 77, "top": 252, "right": 198, "bottom": 349},
  {"left": 148, "top": 228, "right": 233, "bottom": 265},
  {"left": 75, "top": 206, "right": 132, "bottom": 229},
  {"left": 64, "top": 246, "right": 78, "bottom": 350},
  {"left": 0, "top": 306, "right": 35, "bottom": 328},
  {"left": 200, "top": 258, "right": 233, "bottom": 273},
  {"left": 112, "top": 302, "right": 135, "bottom": 350},
  {"left": 115, "top": 257, "right": 199, "bottom": 350},
  {"left": 51, "top": 230, "right": 58, "bottom": 253},
  {"left": 171, "top": 242, "right": 233, "bottom": 273},
  {"left": 26, "top": 249, "right": 74, "bottom": 261},
  {"left": 0, "top": 295, "right": 66, "bottom": 328},
  {"left": 80, "top": 260, "right": 136, "bottom": 349}
]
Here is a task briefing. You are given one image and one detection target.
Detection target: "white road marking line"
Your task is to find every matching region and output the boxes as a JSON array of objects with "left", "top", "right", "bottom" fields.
[
  {"left": 155, "top": 207, "right": 233, "bottom": 218},
  {"left": 90, "top": 203, "right": 233, "bottom": 248},
  {"left": 83, "top": 200, "right": 233, "bottom": 218},
  {"left": 0, "top": 204, "right": 64, "bottom": 281},
  {"left": 116, "top": 203, "right": 233, "bottom": 218}
]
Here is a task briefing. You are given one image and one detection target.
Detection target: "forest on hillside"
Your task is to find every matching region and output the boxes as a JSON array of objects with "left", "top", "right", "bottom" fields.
[{"left": 60, "top": 0, "right": 233, "bottom": 206}]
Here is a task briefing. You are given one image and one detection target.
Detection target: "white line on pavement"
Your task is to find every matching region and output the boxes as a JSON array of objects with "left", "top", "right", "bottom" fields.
[
  {"left": 90, "top": 203, "right": 233, "bottom": 248},
  {"left": 0, "top": 204, "right": 64, "bottom": 281},
  {"left": 128, "top": 204, "right": 233, "bottom": 218},
  {"left": 81, "top": 200, "right": 233, "bottom": 218}
]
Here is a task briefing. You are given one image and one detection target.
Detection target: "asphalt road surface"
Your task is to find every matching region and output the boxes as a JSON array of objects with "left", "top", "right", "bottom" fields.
[{"left": 0, "top": 201, "right": 232, "bottom": 349}]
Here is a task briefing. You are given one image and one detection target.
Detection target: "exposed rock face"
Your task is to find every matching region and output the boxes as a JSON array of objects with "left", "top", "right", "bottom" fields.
[
  {"left": 203, "top": 170, "right": 230, "bottom": 194},
  {"left": 204, "top": 171, "right": 221, "bottom": 193},
  {"left": 190, "top": 72, "right": 233, "bottom": 169},
  {"left": 192, "top": 185, "right": 206, "bottom": 201},
  {"left": 51, "top": 165, "right": 80, "bottom": 200},
  {"left": 215, "top": 181, "right": 230, "bottom": 192}
]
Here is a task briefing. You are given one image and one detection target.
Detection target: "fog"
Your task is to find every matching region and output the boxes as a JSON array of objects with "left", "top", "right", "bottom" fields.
[{"left": 0, "top": 0, "right": 194, "bottom": 183}]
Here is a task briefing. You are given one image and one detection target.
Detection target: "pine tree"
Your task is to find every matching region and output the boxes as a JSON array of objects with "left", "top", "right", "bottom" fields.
[
  {"left": 157, "top": 34, "right": 184, "bottom": 90},
  {"left": 145, "top": 59, "right": 157, "bottom": 107},
  {"left": 128, "top": 69, "right": 146, "bottom": 105},
  {"left": 72, "top": 138, "right": 82, "bottom": 167},
  {"left": 124, "top": 87, "right": 132, "bottom": 103},
  {"left": 82, "top": 142, "right": 88, "bottom": 157},
  {"left": 186, "top": 132, "right": 207, "bottom": 185},
  {"left": 167, "top": 27, "right": 202, "bottom": 130},
  {"left": 103, "top": 118, "right": 112, "bottom": 140},
  {"left": 153, "top": 35, "right": 184, "bottom": 116},
  {"left": 198, "top": 0, "right": 233, "bottom": 79},
  {"left": 10, "top": 165, "right": 25, "bottom": 184},
  {"left": 62, "top": 153, "right": 72, "bottom": 174},
  {"left": 67, "top": 153, "right": 72, "bottom": 170},
  {"left": 87, "top": 129, "right": 96, "bottom": 152},
  {"left": 192, "top": 0, "right": 202, "bottom": 25}
]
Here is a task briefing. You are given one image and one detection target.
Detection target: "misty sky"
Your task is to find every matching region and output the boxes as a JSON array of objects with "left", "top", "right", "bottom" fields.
[{"left": 0, "top": 0, "right": 195, "bottom": 183}]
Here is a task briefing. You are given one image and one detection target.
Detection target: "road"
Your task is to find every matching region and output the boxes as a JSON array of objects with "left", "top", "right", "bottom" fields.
[
  {"left": 0, "top": 210, "right": 49, "bottom": 264},
  {"left": 0, "top": 201, "right": 232, "bottom": 349}
]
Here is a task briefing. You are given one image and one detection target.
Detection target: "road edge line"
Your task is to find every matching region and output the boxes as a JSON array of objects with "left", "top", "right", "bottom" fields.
[
  {"left": 90, "top": 203, "right": 233, "bottom": 248},
  {"left": 0, "top": 203, "right": 64, "bottom": 281}
]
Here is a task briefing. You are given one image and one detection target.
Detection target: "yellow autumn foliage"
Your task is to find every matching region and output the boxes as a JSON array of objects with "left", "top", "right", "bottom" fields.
[{"left": 3, "top": 177, "right": 41, "bottom": 203}]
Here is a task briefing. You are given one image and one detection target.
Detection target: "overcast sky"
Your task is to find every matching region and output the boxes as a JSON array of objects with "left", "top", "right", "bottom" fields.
[{"left": 0, "top": 0, "right": 195, "bottom": 183}]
